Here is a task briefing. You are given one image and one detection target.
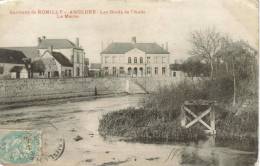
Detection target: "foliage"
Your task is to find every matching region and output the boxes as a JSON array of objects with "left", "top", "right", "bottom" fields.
[
  {"left": 181, "top": 58, "right": 210, "bottom": 77},
  {"left": 32, "top": 60, "right": 45, "bottom": 73},
  {"left": 99, "top": 107, "right": 206, "bottom": 142}
]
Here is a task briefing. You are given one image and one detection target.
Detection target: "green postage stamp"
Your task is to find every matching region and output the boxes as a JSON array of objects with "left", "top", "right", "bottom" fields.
[{"left": 0, "top": 130, "right": 41, "bottom": 164}]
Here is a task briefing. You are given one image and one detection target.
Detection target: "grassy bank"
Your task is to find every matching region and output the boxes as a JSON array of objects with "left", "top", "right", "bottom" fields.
[
  {"left": 99, "top": 108, "right": 206, "bottom": 142},
  {"left": 98, "top": 80, "right": 258, "bottom": 151}
]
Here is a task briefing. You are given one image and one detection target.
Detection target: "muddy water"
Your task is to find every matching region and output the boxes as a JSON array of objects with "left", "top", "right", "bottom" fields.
[{"left": 0, "top": 95, "right": 257, "bottom": 166}]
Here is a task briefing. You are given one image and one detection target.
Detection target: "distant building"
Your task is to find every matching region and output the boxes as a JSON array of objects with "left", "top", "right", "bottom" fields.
[
  {"left": 34, "top": 48, "right": 73, "bottom": 78},
  {"left": 1, "top": 36, "right": 86, "bottom": 78},
  {"left": 0, "top": 49, "right": 28, "bottom": 79},
  {"left": 100, "top": 37, "right": 170, "bottom": 77},
  {"left": 170, "top": 63, "right": 186, "bottom": 79},
  {"left": 38, "top": 36, "right": 85, "bottom": 77},
  {"left": 89, "top": 63, "right": 101, "bottom": 77}
]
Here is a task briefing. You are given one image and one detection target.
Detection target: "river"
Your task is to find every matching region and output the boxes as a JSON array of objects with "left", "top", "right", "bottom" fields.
[{"left": 0, "top": 95, "right": 257, "bottom": 166}]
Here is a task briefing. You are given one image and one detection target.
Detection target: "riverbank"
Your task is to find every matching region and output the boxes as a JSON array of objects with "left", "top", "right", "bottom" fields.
[
  {"left": 0, "top": 95, "right": 257, "bottom": 166},
  {"left": 98, "top": 80, "right": 258, "bottom": 152},
  {"left": 99, "top": 107, "right": 258, "bottom": 151}
]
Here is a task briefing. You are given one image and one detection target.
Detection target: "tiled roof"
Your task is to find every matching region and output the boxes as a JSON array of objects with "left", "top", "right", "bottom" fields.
[
  {"left": 90, "top": 63, "right": 101, "bottom": 69},
  {"left": 101, "top": 42, "right": 169, "bottom": 54},
  {"left": 0, "top": 49, "right": 27, "bottom": 64},
  {"left": 10, "top": 66, "right": 26, "bottom": 72},
  {"left": 2, "top": 47, "right": 39, "bottom": 60},
  {"left": 38, "top": 39, "right": 78, "bottom": 49},
  {"left": 52, "top": 52, "right": 73, "bottom": 67}
]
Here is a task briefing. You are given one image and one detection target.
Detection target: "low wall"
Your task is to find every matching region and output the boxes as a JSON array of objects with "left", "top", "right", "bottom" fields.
[
  {"left": 0, "top": 77, "right": 207, "bottom": 104},
  {"left": 0, "top": 78, "right": 126, "bottom": 104}
]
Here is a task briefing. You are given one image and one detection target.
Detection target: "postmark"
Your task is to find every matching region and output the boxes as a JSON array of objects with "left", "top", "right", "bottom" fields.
[{"left": 0, "top": 130, "right": 41, "bottom": 164}]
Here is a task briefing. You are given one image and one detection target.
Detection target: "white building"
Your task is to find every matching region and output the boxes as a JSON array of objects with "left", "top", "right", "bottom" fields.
[{"left": 101, "top": 37, "right": 170, "bottom": 77}]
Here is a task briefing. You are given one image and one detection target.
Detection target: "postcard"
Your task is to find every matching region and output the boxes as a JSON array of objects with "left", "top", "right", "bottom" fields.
[{"left": 0, "top": 0, "right": 258, "bottom": 165}]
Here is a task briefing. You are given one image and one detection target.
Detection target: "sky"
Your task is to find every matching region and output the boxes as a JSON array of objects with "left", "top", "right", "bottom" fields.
[{"left": 0, "top": 0, "right": 258, "bottom": 63}]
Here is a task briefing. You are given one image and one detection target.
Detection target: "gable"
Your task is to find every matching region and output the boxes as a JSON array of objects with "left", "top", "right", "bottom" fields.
[{"left": 125, "top": 48, "right": 145, "bottom": 56}]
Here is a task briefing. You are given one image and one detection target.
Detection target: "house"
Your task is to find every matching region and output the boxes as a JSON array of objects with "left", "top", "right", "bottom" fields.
[
  {"left": 169, "top": 63, "right": 186, "bottom": 79},
  {"left": 2, "top": 47, "right": 40, "bottom": 78},
  {"left": 2, "top": 36, "right": 86, "bottom": 78},
  {"left": 34, "top": 47, "right": 73, "bottom": 78},
  {"left": 89, "top": 63, "right": 101, "bottom": 77},
  {"left": 100, "top": 37, "right": 170, "bottom": 77},
  {"left": 0, "top": 49, "right": 28, "bottom": 79},
  {"left": 38, "top": 36, "right": 85, "bottom": 77}
]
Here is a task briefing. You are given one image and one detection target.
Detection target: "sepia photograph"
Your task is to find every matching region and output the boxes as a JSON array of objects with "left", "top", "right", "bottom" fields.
[{"left": 0, "top": 0, "right": 258, "bottom": 165}]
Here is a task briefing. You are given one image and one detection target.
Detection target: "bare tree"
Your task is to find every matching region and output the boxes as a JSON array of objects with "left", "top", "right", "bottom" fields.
[
  {"left": 189, "top": 27, "right": 222, "bottom": 79},
  {"left": 218, "top": 38, "right": 257, "bottom": 106}
]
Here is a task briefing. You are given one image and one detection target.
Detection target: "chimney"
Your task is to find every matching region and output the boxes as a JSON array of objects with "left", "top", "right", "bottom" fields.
[
  {"left": 76, "top": 37, "right": 79, "bottom": 47},
  {"left": 166, "top": 42, "right": 168, "bottom": 51},
  {"left": 42, "top": 36, "right": 46, "bottom": 40},
  {"left": 48, "top": 45, "right": 53, "bottom": 53},
  {"left": 131, "top": 36, "right": 136, "bottom": 44},
  {"left": 37, "top": 37, "right": 42, "bottom": 45}
]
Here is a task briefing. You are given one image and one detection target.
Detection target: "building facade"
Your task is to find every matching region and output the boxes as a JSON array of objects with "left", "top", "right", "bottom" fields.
[
  {"left": 38, "top": 36, "right": 85, "bottom": 77},
  {"left": 101, "top": 37, "right": 170, "bottom": 77},
  {"left": 34, "top": 49, "right": 73, "bottom": 78}
]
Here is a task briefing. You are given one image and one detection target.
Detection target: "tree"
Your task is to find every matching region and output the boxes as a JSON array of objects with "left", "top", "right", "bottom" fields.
[
  {"left": 217, "top": 39, "right": 257, "bottom": 106},
  {"left": 181, "top": 57, "right": 210, "bottom": 77},
  {"left": 32, "top": 59, "right": 46, "bottom": 76},
  {"left": 189, "top": 27, "right": 222, "bottom": 79}
]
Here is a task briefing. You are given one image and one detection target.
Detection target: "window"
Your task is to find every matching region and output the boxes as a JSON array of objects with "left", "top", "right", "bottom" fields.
[
  {"left": 128, "top": 57, "right": 131, "bottom": 64},
  {"left": 146, "top": 67, "right": 151, "bottom": 75},
  {"left": 105, "top": 56, "right": 109, "bottom": 64},
  {"left": 172, "top": 71, "right": 176, "bottom": 77},
  {"left": 147, "top": 57, "right": 151, "bottom": 64},
  {"left": 134, "top": 57, "right": 137, "bottom": 63},
  {"left": 77, "top": 67, "right": 80, "bottom": 76},
  {"left": 140, "top": 57, "right": 143, "bottom": 64},
  {"left": 162, "top": 57, "right": 166, "bottom": 63},
  {"left": 68, "top": 70, "right": 72, "bottom": 77},
  {"left": 155, "top": 67, "right": 158, "bottom": 75},
  {"left": 104, "top": 67, "right": 109, "bottom": 76},
  {"left": 162, "top": 67, "right": 166, "bottom": 75},
  {"left": 128, "top": 67, "right": 132, "bottom": 75},
  {"left": 65, "top": 70, "right": 67, "bottom": 77},
  {"left": 0, "top": 66, "right": 3, "bottom": 74},
  {"left": 77, "top": 53, "right": 80, "bottom": 63},
  {"left": 112, "top": 67, "right": 116, "bottom": 76}
]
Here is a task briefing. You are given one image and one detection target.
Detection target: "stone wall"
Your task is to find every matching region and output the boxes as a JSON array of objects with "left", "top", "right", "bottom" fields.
[
  {"left": 0, "top": 77, "right": 126, "bottom": 104},
  {"left": 0, "top": 77, "right": 206, "bottom": 104}
]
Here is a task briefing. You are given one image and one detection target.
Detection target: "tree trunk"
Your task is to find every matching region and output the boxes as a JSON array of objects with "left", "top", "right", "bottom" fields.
[
  {"left": 232, "top": 59, "right": 236, "bottom": 106},
  {"left": 210, "top": 60, "right": 214, "bottom": 80}
]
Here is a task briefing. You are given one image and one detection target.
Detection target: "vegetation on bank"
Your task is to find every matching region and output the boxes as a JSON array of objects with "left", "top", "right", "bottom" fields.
[
  {"left": 98, "top": 28, "right": 258, "bottom": 151},
  {"left": 99, "top": 80, "right": 258, "bottom": 150}
]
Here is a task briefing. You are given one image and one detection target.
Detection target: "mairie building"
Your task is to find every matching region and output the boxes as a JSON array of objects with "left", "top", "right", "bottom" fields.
[{"left": 100, "top": 37, "right": 170, "bottom": 77}]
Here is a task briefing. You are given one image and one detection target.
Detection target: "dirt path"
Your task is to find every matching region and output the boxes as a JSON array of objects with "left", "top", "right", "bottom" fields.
[{"left": 0, "top": 95, "right": 257, "bottom": 166}]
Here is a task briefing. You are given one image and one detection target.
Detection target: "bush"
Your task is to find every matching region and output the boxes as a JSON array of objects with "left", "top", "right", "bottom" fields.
[{"left": 99, "top": 107, "right": 206, "bottom": 142}]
